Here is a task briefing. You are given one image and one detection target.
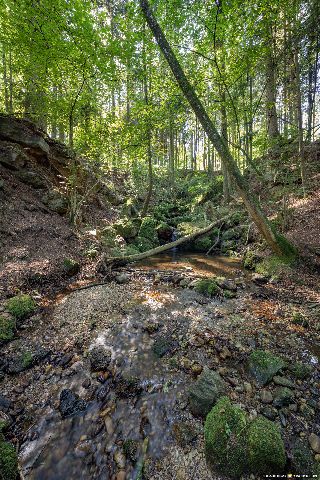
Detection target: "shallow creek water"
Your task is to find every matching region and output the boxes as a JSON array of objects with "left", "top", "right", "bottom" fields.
[
  {"left": 17, "top": 253, "right": 319, "bottom": 479},
  {"left": 20, "top": 254, "right": 243, "bottom": 479}
]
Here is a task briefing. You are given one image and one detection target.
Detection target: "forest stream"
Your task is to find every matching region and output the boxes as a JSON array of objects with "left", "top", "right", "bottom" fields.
[{"left": 8, "top": 253, "right": 317, "bottom": 480}]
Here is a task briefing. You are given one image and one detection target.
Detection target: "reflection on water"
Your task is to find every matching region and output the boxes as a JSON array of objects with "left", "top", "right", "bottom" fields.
[{"left": 136, "top": 252, "right": 243, "bottom": 278}]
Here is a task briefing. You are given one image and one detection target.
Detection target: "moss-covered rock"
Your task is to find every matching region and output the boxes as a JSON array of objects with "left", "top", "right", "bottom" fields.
[
  {"left": 133, "top": 236, "right": 154, "bottom": 253},
  {"left": 101, "top": 226, "right": 118, "bottom": 248},
  {"left": 291, "top": 439, "right": 320, "bottom": 476},
  {"left": 193, "top": 236, "right": 212, "bottom": 252},
  {"left": 247, "top": 416, "right": 286, "bottom": 474},
  {"left": 289, "top": 361, "right": 312, "bottom": 380},
  {"left": 63, "top": 258, "right": 80, "bottom": 276},
  {"left": 138, "top": 217, "right": 158, "bottom": 245},
  {"left": 42, "top": 190, "right": 68, "bottom": 214},
  {"left": 204, "top": 396, "right": 247, "bottom": 477},
  {"left": 273, "top": 386, "right": 294, "bottom": 407},
  {"left": 6, "top": 294, "right": 36, "bottom": 321},
  {"left": 0, "top": 315, "right": 15, "bottom": 342},
  {"left": 0, "top": 436, "right": 18, "bottom": 480},
  {"left": 114, "top": 220, "right": 138, "bottom": 240},
  {"left": 247, "top": 349, "right": 285, "bottom": 386},
  {"left": 194, "top": 279, "right": 220, "bottom": 297},
  {"left": 243, "top": 250, "right": 262, "bottom": 270},
  {"left": 189, "top": 367, "right": 226, "bottom": 417}
]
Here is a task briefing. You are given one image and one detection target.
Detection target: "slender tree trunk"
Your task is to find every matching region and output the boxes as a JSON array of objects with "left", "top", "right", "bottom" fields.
[
  {"left": 141, "top": 32, "right": 153, "bottom": 217},
  {"left": 294, "top": 48, "right": 306, "bottom": 193},
  {"left": 265, "top": 42, "right": 279, "bottom": 139},
  {"left": 2, "top": 48, "right": 9, "bottom": 113},
  {"left": 220, "top": 90, "right": 231, "bottom": 203},
  {"left": 140, "top": 0, "right": 296, "bottom": 258}
]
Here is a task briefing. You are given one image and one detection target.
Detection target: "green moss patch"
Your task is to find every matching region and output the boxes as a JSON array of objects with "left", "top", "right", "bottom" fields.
[
  {"left": 138, "top": 217, "right": 158, "bottom": 245},
  {"left": 194, "top": 279, "right": 220, "bottom": 297},
  {"left": 247, "top": 416, "right": 286, "bottom": 474},
  {"left": 0, "top": 437, "right": 18, "bottom": 480},
  {"left": 6, "top": 294, "right": 36, "bottom": 321},
  {"left": 289, "top": 362, "right": 312, "bottom": 380},
  {"left": 205, "top": 398, "right": 286, "bottom": 478},
  {"left": 193, "top": 236, "right": 212, "bottom": 252},
  {"left": 0, "top": 316, "right": 15, "bottom": 342},
  {"left": 204, "top": 396, "right": 247, "bottom": 477},
  {"left": 247, "top": 349, "right": 286, "bottom": 386}
]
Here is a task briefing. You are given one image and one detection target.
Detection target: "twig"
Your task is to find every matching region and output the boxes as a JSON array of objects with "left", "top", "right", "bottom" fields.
[{"left": 206, "top": 222, "right": 224, "bottom": 255}]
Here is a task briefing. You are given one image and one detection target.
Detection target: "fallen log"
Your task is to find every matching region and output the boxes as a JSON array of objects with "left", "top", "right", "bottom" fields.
[{"left": 103, "top": 215, "right": 230, "bottom": 268}]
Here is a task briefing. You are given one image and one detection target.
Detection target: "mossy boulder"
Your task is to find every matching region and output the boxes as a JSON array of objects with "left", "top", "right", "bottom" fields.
[
  {"left": 291, "top": 439, "right": 317, "bottom": 475},
  {"left": 247, "top": 416, "right": 286, "bottom": 474},
  {"left": 189, "top": 367, "right": 226, "bottom": 417},
  {"left": 42, "top": 190, "right": 68, "bottom": 214},
  {"left": 205, "top": 399, "right": 286, "bottom": 478},
  {"left": 0, "top": 316, "right": 15, "bottom": 343},
  {"left": 289, "top": 361, "right": 312, "bottom": 380},
  {"left": 0, "top": 436, "right": 18, "bottom": 480},
  {"left": 114, "top": 220, "right": 138, "bottom": 240},
  {"left": 63, "top": 258, "right": 80, "bottom": 276},
  {"left": 204, "top": 396, "right": 247, "bottom": 477},
  {"left": 138, "top": 217, "right": 158, "bottom": 245},
  {"left": 273, "top": 386, "right": 294, "bottom": 407},
  {"left": 101, "top": 226, "right": 118, "bottom": 247},
  {"left": 194, "top": 279, "right": 220, "bottom": 297},
  {"left": 6, "top": 294, "right": 36, "bottom": 322},
  {"left": 193, "top": 236, "right": 212, "bottom": 252},
  {"left": 243, "top": 250, "right": 262, "bottom": 270},
  {"left": 247, "top": 349, "right": 285, "bottom": 386},
  {"left": 133, "top": 236, "right": 154, "bottom": 253}
]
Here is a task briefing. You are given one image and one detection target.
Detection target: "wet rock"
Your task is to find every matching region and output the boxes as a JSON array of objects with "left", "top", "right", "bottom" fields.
[
  {"left": 273, "top": 387, "right": 294, "bottom": 407},
  {"left": 115, "top": 273, "right": 130, "bottom": 284},
  {"left": 153, "top": 335, "right": 174, "bottom": 357},
  {"left": 216, "top": 277, "right": 237, "bottom": 291},
  {"left": 115, "top": 374, "right": 142, "bottom": 398},
  {"left": 188, "top": 366, "right": 226, "bottom": 417},
  {"left": 247, "top": 349, "right": 285, "bottom": 386},
  {"left": 309, "top": 433, "right": 320, "bottom": 454},
  {"left": 5, "top": 347, "right": 49, "bottom": 374},
  {"left": 261, "top": 406, "right": 278, "bottom": 420},
  {"left": 273, "top": 375, "right": 294, "bottom": 388},
  {"left": 0, "top": 395, "right": 12, "bottom": 412},
  {"left": 59, "top": 389, "right": 87, "bottom": 418},
  {"left": 143, "top": 319, "right": 160, "bottom": 334},
  {"left": 173, "top": 422, "right": 197, "bottom": 448},
  {"left": 260, "top": 390, "right": 273, "bottom": 404},
  {"left": 89, "top": 345, "right": 112, "bottom": 371}
]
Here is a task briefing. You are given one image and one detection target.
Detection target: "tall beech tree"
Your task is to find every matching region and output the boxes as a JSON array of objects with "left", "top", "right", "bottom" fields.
[{"left": 139, "top": 0, "right": 296, "bottom": 258}]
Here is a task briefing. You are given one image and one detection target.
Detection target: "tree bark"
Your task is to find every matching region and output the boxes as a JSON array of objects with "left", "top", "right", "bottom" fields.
[
  {"left": 140, "top": 0, "right": 296, "bottom": 258},
  {"left": 104, "top": 216, "right": 229, "bottom": 268},
  {"left": 266, "top": 47, "right": 279, "bottom": 139}
]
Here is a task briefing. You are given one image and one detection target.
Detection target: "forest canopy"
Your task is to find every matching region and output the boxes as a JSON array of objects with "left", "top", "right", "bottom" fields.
[{"left": 0, "top": 0, "right": 319, "bottom": 175}]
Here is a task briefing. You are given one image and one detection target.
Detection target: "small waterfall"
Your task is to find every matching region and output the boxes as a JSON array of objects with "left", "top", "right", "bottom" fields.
[{"left": 170, "top": 228, "right": 178, "bottom": 261}]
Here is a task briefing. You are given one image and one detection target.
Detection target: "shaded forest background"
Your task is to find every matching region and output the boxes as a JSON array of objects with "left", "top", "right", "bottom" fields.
[{"left": 0, "top": 0, "right": 319, "bottom": 190}]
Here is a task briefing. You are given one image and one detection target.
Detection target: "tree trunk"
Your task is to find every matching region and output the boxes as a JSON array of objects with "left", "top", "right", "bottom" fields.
[
  {"left": 265, "top": 45, "right": 279, "bottom": 139},
  {"left": 140, "top": 0, "right": 296, "bottom": 258},
  {"left": 220, "top": 90, "right": 231, "bottom": 203},
  {"left": 104, "top": 216, "right": 229, "bottom": 268}
]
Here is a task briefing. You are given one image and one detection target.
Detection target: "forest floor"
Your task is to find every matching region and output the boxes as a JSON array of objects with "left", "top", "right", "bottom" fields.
[{"left": 0, "top": 132, "right": 320, "bottom": 479}]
